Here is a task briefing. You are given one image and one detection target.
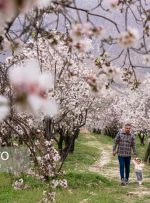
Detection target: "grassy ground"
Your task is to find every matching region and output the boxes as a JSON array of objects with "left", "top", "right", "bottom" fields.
[{"left": 0, "top": 133, "right": 149, "bottom": 203}]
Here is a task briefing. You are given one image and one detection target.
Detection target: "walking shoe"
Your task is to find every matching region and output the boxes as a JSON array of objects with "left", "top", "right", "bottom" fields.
[
  {"left": 120, "top": 179, "right": 126, "bottom": 186},
  {"left": 139, "top": 181, "right": 142, "bottom": 186},
  {"left": 125, "top": 179, "right": 129, "bottom": 185}
]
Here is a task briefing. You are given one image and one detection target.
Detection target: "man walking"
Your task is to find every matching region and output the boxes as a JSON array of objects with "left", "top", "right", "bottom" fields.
[{"left": 113, "top": 123, "right": 137, "bottom": 185}]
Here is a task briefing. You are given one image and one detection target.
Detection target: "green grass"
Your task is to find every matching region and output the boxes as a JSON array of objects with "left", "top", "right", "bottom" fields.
[
  {"left": 0, "top": 133, "right": 149, "bottom": 203},
  {"left": 0, "top": 173, "right": 45, "bottom": 203},
  {"left": 56, "top": 171, "right": 132, "bottom": 203},
  {"left": 56, "top": 171, "right": 124, "bottom": 203},
  {"left": 63, "top": 133, "right": 102, "bottom": 172}
]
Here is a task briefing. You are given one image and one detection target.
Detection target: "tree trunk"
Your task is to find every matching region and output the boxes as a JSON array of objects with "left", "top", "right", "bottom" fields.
[
  {"left": 64, "top": 135, "right": 72, "bottom": 153},
  {"left": 43, "top": 117, "right": 54, "bottom": 140},
  {"left": 69, "top": 129, "right": 79, "bottom": 153},
  {"left": 58, "top": 134, "right": 64, "bottom": 154},
  {"left": 63, "top": 131, "right": 79, "bottom": 155},
  {"left": 60, "top": 135, "right": 70, "bottom": 160},
  {"left": 138, "top": 133, "right": 145, "bottom": 146},
  {"left": 69, "top": 136, "right": 76, "bottom": 153},
  {"left": 144, "top": 142, "right": 150, "bottom": 162}
]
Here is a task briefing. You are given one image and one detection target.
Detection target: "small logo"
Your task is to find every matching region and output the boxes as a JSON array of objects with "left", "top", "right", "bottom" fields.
[{"left": 0, "top": 151, "right": 9, "bottom": 161}]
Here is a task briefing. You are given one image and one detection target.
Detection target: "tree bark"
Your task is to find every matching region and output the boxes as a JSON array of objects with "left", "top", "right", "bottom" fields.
[
  {"left": 58, "top": 134, "right": 64, "bottom": 154},
  {"left": 138, "top": 133, "right": 145, "bottom": 146},
  {"left": 144, "top": 142, "right": 150, "bottom": 162}
]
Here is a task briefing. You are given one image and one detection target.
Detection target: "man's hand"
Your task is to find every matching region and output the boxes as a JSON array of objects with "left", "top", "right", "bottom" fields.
[{"left": 113, "top": 151, "right": 116, "bottom": 156}]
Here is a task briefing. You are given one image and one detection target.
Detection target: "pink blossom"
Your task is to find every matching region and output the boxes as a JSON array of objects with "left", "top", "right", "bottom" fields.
[{"left": 8, "top": 59, "right": 58, "bottom": 116}]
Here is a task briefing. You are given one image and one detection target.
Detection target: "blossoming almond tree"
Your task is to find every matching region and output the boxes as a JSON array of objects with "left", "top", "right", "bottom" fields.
[
  {"left": 0, "top": 33, "right": 96, "bottom": 202},
  {"left": 0, "top": 0, "right": 150, "bottom": 202}
]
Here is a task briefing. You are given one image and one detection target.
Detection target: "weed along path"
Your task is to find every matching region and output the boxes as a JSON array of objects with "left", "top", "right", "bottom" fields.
[{"left": 86, "top": 133, "right": 150, "bottom": 202}]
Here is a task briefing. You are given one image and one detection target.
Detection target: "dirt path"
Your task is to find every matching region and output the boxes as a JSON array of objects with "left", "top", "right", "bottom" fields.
[
  {"left": 87, "top": 141, "right": 119, "bottom": 179},
  {"left": 89, "top": 146, "right": 113, "bottom": 173}
]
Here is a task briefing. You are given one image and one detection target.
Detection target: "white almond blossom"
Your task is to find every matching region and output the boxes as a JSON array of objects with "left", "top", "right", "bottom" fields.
[
  {"left": 75, "top": 38, "right": 92, "bottom": 52},
  {"left": 2, "top": 38, "right": 24, "bottom": 53},
  {"left": 69, "top": 23, "right": 85, "bottom": 41},
  {"left": 119, "top": 28, "right": 139, "bottom": 48},
  {"left": 12, "top": 178, "right": 29, "bottom": 190},
  {"left": 42, "top": 191, "right": 56, "bottom": 203},
  {"left": 51, "top": 179, "right": 59, "bottom": 188},
  {"left": 35, "top": 0, "right": 52, "bottom": 9},
  {"left": 8, "top": 59, "right": 58, "bottom": 116},
  {"left": 59, "top": 179, "right": 68, "bottom": 188},
  {"left": 143, "top": 55, "right": 150, "bottom": 66},
  {"left": 109, "top": 0, "right": 119, "bottom": 9},
  {"left": 0, "top": 0, "right": 16, "bottom": 22},
  {"left": 69, "top": 23, "right": 103, "bottom": 52}
]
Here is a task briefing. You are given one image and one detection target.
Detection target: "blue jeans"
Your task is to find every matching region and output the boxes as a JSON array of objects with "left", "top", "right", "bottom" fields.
[
  {"left": 135, "top": 171, "right": 142, "bottom": 181},
  {"left": 118, "top": 156, "right": 131, "bottom": 180}
]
